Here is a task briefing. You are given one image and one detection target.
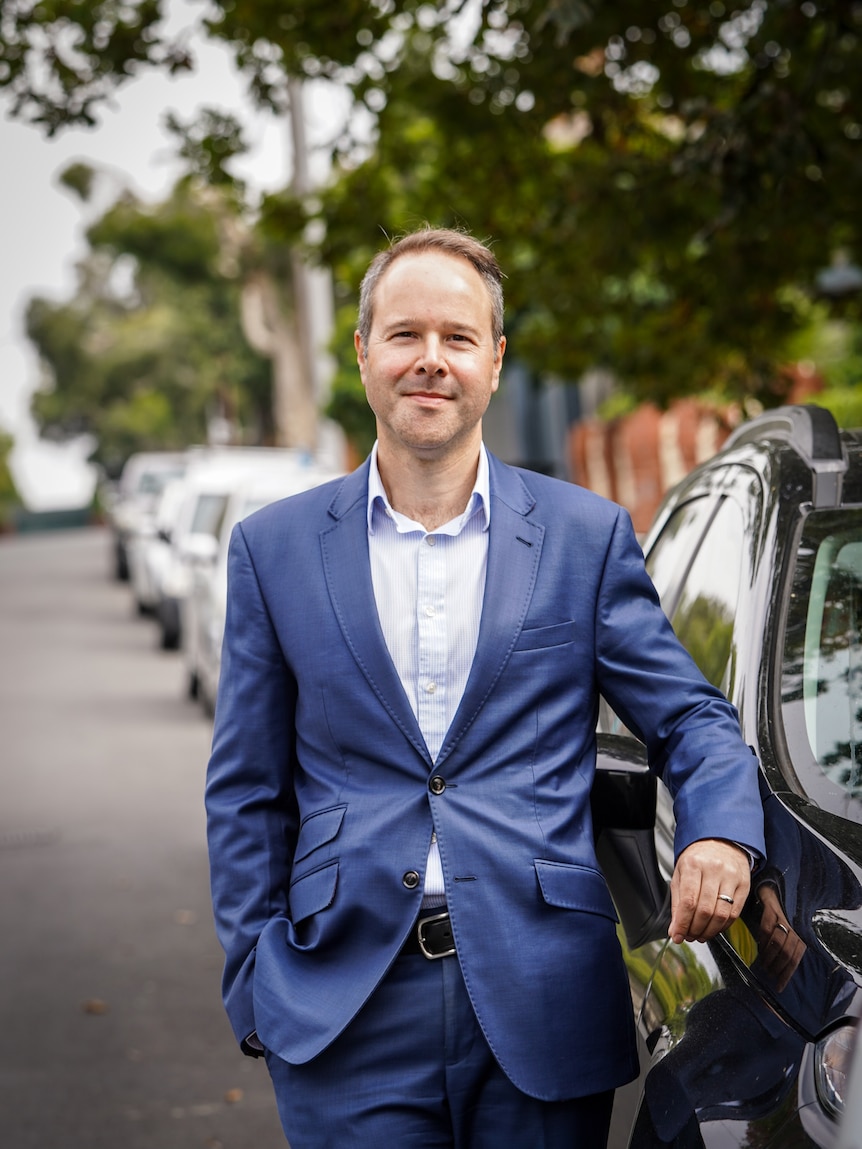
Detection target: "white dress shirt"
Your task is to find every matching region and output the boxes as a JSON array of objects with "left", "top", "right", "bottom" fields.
[{"left": 367, "top": 442, "right": 490, "bottom": 906}]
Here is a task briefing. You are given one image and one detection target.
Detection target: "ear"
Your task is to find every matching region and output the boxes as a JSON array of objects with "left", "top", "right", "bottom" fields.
[
  {"left": 490, "top": 335, "right": 506, "bottom": 394},
  {"left": 354, "top": 330, "right": 367, "bottom": 387}
]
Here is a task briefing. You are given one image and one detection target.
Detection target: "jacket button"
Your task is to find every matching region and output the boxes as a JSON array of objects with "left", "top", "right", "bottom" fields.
[
  {"left": 402, "top": 871, "right": 420, "bottom": 889},
  {"left": 429, "top": 776, "right": 446, "bottom": 795}
]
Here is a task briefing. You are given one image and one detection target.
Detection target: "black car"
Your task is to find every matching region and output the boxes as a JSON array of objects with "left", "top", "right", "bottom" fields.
[{"left": 593, "top": 405, "right": 861, "bottom": 1148}]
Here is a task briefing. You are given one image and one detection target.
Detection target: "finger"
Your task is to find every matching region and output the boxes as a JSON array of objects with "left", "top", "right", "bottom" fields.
[
  {"left": 669, "top": 865, "right": 703, "bottom": 943},
  {"left": 671, "top": 880, "right": 733, "bottom": 942},
  {"left": 689, "top": 893, "right": 738, "bottom": 943}
]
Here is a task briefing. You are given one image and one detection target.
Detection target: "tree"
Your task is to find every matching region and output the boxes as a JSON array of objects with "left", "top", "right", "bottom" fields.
[
  {"left": 0, "top": 430, "right": 21, "bottom": 529},
  {"left": 28, "top": 163, "right": 273, "bottom": 473},
  {"left": 4, "top": 1, "right": 861, "bottom": 409}
]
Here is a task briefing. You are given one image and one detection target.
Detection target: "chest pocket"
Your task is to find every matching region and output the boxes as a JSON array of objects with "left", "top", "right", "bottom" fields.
[{"left": 513, "top": 620, "right": 576, "bottom": 652}]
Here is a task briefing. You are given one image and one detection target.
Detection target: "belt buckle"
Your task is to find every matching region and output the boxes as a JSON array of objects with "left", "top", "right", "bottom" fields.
[{"left": 417, "top": 911, "right": 455, "bottom": 960}]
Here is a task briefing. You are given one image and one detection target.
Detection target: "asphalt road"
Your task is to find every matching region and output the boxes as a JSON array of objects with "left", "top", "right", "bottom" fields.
[{"left": 0, "top": 527, "right": 286, "bottom": 1148}]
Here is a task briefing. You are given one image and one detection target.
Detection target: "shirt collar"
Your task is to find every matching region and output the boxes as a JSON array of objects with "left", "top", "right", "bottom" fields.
[{"left": 367, "top": 441, "right": 491, "bottom": 535}]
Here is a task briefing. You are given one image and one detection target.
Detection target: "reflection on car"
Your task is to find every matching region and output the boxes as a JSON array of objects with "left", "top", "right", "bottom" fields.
[{"left": 596, "top": 405, "right": 861, "bottom": 1148}]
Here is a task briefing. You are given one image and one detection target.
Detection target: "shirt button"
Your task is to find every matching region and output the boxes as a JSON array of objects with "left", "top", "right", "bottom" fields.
[
  {"left": 402, "top": 870, "right": 420, "bottom": 890},
  {"left": 425, "top": 681, "right": 437, "bottom": 694},
  {"left": 424, "top": 605, "right": 436, "bottom": 617},
  {"left": 425, "top": 536, "right": 436, "bottom": 547},
  {"left": 429, "top": 776, "right": 446, "bottom": 795}
]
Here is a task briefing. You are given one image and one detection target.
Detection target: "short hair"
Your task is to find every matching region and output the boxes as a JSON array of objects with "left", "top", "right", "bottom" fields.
[{"left": 357, "top": 226, "right": 505, "bottom": 352}]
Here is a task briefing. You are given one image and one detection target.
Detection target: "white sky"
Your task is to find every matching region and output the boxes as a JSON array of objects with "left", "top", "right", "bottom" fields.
[{"left": 0, "top": 1, "right": 346, "bottom": 507}]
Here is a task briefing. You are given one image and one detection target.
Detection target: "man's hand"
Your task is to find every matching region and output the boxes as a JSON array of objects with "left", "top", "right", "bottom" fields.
[{"left": 668, "top": 839, "right": 751, "bottom": 945}]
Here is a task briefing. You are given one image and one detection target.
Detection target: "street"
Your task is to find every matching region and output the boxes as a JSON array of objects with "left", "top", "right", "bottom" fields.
[{"left": 0, "top": 527, "right": 285, "bottom": 1148}]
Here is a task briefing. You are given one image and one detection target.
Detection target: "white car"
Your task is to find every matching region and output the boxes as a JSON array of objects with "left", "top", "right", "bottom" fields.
[
  {"left": 185, "top": 463, "right": 343, "bottom": 712},
  {"left": 107, "top": 451, "right": 187, "bottom": 583},
  {"left": 149, "top": 449, "right": 322, "bottom": 650},
  {"left": 126, "top": 477, "right": 188, "bottom": 616}
]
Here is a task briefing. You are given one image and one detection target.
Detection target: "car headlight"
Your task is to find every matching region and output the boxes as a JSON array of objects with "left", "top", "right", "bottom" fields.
[{"left": 814, "top": 1023, "right": 856, "bottom": 1120}]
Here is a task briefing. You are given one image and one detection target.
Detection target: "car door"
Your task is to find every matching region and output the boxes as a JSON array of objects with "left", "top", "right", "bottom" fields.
[{"left": 600, "top": 464, "right": 768, "bottom": 1148}]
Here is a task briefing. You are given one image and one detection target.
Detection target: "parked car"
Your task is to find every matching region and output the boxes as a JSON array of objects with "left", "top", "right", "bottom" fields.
[
  {"left": 126, "top": 476, "right": 189, "bottom": 616},
  {"left": 183, "top": 462, "right": 344, "bottom": 711},
  {"left": 595, "top": 405, "right": 861, "bottom": 1148},
  {"left": 149, "top": 448, "right": 317, "bottom": 650},
  {"left": 144, "top": 450, "right": 293, "bottom": 648},
  {"left": 106, "top": 451, "right": 187, "bottom": 581}
]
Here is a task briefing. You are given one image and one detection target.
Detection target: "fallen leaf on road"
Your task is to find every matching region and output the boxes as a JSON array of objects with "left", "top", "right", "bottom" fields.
[
  {"left": 83, "top": 998, "right": 109, "bottom": 1015},
  {"left": 224, "top": 1088, "right": 243, "bottom": 1104},
  {"left": 173, "top": 909, "right": 197, "bottom": 925}
]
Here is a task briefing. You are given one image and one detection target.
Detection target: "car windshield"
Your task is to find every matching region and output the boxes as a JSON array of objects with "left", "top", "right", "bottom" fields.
[
  {"left": 138, "top": 468, "right": 184, "bottom": 496},
  {"left": 781, "top": 509, "right": 862, "bottom": 821}
]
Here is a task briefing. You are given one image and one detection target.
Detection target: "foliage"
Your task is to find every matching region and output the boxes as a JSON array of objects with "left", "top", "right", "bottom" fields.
[
  {"left": 58, "top": 160, "right": 97, "bottom": 201},
  {"left": 817, "top": 383, "right": 862, "bottom": 429},
  {"left": 3, "top": 1, "right": 862, "bottom": 409},
  {"left": 786, "top": 315, "right": 862, "bottom": 425},
  {"left": 0, "top": 0, "right": 192, "bottom": 134},
  {"left": 818, "top": 319, "right": 862, "bottom": 418},
  {"left": 324, "top": 303, "right": 376, "bottom": 460},
  {"left": 0, "top": 430, "right": 21, "bottom": 528},
  {"left": 28, "top": 172, "right": 273, "bottom": 473},
  {"left": 163, "top": 107, "right": 250, "bottom": 194}
]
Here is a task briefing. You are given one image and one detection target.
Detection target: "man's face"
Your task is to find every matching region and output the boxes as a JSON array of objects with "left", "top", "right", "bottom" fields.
[{"left": 355, "top": 251, "right": 505, "bottom": 461}]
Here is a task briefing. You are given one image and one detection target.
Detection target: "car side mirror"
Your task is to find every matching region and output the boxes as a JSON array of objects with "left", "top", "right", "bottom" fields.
[{"left": 592, "top": 733, "right": 672, "bottom": 950}]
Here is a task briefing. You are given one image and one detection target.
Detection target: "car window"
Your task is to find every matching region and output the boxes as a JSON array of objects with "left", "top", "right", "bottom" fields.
[
  {"left": 138, "top": 467, "right": 185, "bottom": 496},
  {"left": 645, "top": 495, "right": 717, "bottom": 615},
  {"left": 670, "top": 496, "right": 745, "bottom": 692},
  {"left": 598, "top": 495, "right": 716, "bottom": 737},
  {"left": 190, "top": 493, "right": 228, "bottom": 537},
  {"left": 780, "top": 510, "right": 862, "bottom": 821}
]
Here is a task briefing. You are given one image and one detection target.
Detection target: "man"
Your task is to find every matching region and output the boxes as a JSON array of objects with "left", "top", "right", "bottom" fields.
[{"left": 206, "top": 227, "right": 765, "bottom": 1148}]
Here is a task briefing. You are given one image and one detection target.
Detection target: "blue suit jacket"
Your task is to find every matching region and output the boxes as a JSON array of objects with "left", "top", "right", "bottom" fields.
[{"left": 206, "top": 453, "right": 765, "bottom": 1101}]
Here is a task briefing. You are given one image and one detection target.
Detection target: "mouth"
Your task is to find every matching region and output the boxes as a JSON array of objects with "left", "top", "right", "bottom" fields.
[{"left": 403, "top": 391, "right": 451, "bottom": 405}]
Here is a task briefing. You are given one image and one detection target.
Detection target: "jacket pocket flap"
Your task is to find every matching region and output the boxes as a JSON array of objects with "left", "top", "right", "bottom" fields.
[
  {"left": 534, "top": 859, "right": 618, "bottom": 922},
  {"left": 289, "top": 859, "right": 339, "bottom": 923},
  {"left": 513, "top": 620, "right": 575, "bottom": 651},
  {"left": 294, "top": 804, "right": 347, "bottom": 864}
]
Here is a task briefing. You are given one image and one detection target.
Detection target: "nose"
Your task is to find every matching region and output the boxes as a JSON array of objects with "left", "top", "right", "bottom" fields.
[{"left": 415, "top": 336, "right": 447, "bottom": 377}]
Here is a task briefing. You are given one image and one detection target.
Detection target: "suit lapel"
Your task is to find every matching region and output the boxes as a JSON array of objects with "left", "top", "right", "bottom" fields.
[
  {"left": 436, "top": 456, "right": 543, "bottom": 766},
  {"left": 320, "top": 462, "right": 431, "bottom": 765},
  {"left": 321, "top": 456, "right": 544, "bottom": 770}
]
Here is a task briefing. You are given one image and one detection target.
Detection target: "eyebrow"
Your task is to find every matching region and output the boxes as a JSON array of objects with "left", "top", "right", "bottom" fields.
[{"left": 381, "top": 317, "right": 483, "bottom": 338}]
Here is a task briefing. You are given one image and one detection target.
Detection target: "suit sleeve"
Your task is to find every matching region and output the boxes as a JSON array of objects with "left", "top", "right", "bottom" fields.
[
  {"left": 594, "top": 506, "right": 765, "bottom": 862},
  {"left": 205, "top": 522, "right": 299, "bottom": 1048}
]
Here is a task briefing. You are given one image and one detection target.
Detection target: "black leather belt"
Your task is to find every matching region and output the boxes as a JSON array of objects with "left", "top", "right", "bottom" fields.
[{"left": 400, "top": 910, "right": 456, "bottom": 959}]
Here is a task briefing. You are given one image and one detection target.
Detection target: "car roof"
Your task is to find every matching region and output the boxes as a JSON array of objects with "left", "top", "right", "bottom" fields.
[
  {"left": 722, "top": 404, "right": 852, "bottom": 510},
  {"left": 653, "top": 405, "right": 861, "bottom": 529}
]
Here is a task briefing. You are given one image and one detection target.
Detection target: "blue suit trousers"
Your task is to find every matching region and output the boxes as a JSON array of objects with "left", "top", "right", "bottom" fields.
[{"left": 264, "top": 951, "right": 614, "bottom": 1148}]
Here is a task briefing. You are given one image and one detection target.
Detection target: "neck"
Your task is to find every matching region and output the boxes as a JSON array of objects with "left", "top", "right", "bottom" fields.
[{"left": 376, "top": 440, "right": 482, "bottom": 532}]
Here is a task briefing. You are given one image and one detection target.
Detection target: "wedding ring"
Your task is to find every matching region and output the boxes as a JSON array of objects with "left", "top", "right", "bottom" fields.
[
  {"left": 776, "top": 922, "right": 789, "bottom": 935},
  {"left": 718, "top": 893, "right": 735, "bottom": 905}
]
